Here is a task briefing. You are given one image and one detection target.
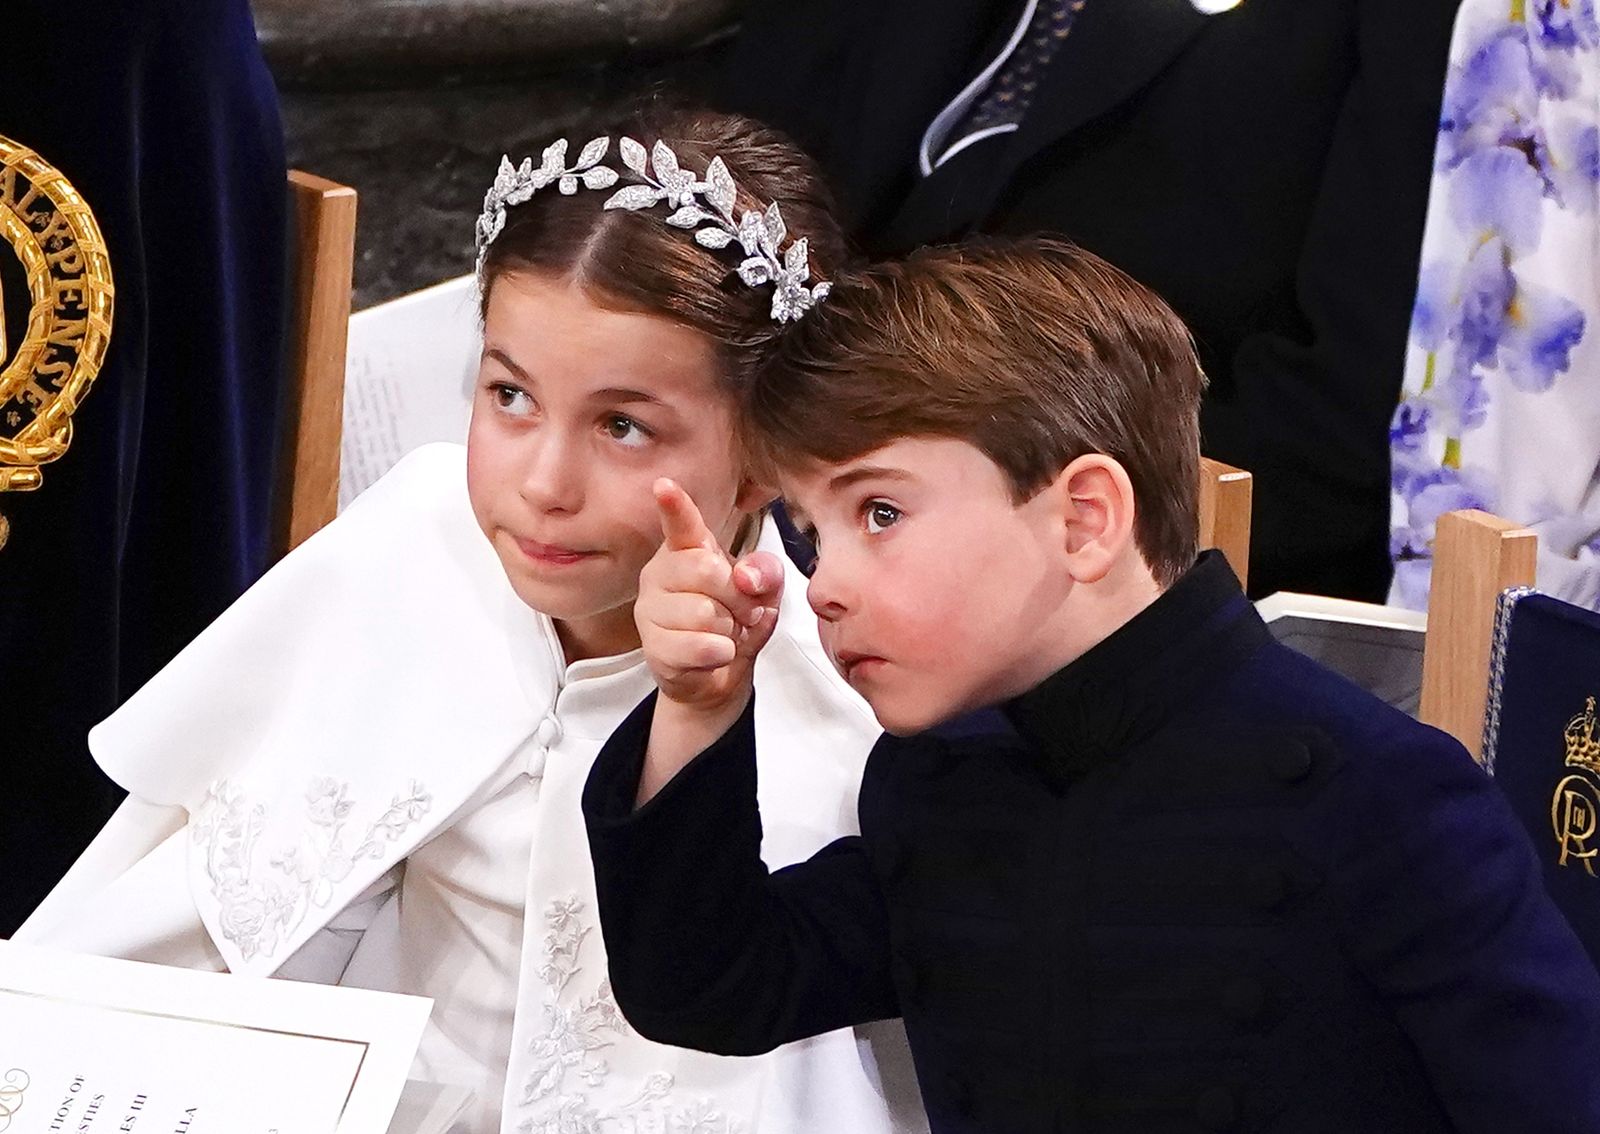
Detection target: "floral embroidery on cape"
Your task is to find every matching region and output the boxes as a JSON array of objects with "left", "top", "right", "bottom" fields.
[
  {"left": 191, "top": 777, "right": 432, "bottom": 961},
  {"left": 515, "top": 895, "right": 745, "bottom": 1134}
]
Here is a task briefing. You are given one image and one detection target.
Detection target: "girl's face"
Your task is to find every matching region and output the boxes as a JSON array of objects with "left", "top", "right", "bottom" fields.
[{"left": 467, "top": 270, "right": 765, "bottom": 662}]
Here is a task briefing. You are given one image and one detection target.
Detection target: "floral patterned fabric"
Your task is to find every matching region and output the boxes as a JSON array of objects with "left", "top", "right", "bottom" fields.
[{"left": 1391, "top": 0, "right": 1600, "bottom": 609}]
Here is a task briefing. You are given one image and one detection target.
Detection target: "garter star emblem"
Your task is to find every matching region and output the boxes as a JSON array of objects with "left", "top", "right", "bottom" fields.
[
  {"left": 0, "top": 135, "right": 114, "bottom": 552},
  {"left": 1552, "top": 696, "right": 1600, "bottom": 876}
]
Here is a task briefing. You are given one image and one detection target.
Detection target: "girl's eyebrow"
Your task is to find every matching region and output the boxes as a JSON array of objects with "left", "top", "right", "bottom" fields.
[
  {"left": 482, "top": 347, "right": 531, "bottom": 381},
  {"left": 480, "top": 352, "right": 668, "bottom": 412},
  {"left": 591, "top": 387, "right": 667, "bottom": 407}
]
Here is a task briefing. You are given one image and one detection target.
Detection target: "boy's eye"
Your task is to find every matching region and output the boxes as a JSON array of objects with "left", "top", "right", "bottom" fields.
[
  {"left": 863, "top": 501, "right": 902, "bottom": 534},
  {"left": 602, "top": 414, "right": 652, "bottom": 448},
  {"left": 492, "top": 382, "right": 534, "bottom": 415}
]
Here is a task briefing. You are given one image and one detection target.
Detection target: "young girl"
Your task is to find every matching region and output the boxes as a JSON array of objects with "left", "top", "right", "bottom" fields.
[{"left": 17, "top": 105, "right": 923, "bottom": 1134}]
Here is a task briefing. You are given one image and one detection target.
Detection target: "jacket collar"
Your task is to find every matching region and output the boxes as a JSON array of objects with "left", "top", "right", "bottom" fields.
[{"left": 1001, "top": 551, "right": 1269, "bottom": 790}]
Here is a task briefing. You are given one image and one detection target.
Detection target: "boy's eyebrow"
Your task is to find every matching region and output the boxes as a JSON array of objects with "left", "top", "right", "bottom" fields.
[{"left": 827, "top": 465, "right": 913, "bottom": 492}]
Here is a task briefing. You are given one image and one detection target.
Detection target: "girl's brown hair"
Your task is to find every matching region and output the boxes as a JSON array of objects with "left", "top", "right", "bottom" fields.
[
  {"left": 749, "top": 238, "right": 1207, "bottom": 587},
  {"left": 478, "top": 101, "right": 851, "bottom": 395}
]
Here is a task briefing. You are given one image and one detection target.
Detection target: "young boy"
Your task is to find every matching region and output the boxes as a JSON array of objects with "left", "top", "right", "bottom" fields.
[{"left": 583, "top": 238, "right": 1600, "bottom": 1133}]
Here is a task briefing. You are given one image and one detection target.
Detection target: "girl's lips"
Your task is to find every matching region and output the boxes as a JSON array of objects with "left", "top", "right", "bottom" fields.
[{"left": 514, "top": 536, "right": 599, "bottom": 566}]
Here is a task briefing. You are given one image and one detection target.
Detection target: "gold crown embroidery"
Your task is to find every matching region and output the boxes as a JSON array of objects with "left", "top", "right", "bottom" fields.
[
  {"left": 0, "top": 135, "right": 115, "bottom": 551},
  {"left": 1565, "top": 697, "right": 1600, "bottom": 774},
  {"left": 1553, "top": 696, "right": 1600, "bottom": 877}
]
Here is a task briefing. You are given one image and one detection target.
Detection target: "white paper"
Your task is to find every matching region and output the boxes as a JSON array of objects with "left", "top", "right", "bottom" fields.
[
  {"left": 341, "top": 275, "right": 480, "bottom": 508},
  {"left": 0, "top": 942, "right": 431, "bottom": 1134}
]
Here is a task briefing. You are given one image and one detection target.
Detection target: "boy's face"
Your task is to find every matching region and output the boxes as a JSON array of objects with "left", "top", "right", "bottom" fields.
[
  {"left": 468, "top": 270, "right": 757, "bottom": 661},
  {"left": 784, "top": 437, "right": 1079, "bottom": 735}
]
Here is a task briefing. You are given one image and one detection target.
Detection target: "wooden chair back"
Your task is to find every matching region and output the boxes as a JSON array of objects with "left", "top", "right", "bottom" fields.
[
  {"left": 272, "top": 170, "right": 357, "bottom": 559},
  {"left": 1198, "top": 457, "right": 1252, "bottom": 590},
  {"left": 1419, "top": 509, "right": 1538, "bottom": 761}
]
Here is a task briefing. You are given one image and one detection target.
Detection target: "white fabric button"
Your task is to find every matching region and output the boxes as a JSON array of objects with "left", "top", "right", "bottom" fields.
[
  {"left": 521, "top": 739, "right": 547, "bottom": 781},
  {"left": 534, "top": 715, "right": 562, "bottom": 748}
]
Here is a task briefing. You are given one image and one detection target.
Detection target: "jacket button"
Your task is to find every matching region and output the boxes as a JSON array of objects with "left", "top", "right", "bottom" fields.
[
  {"left": 1195, "top": 1087, "right": 1239, "bottom": 1130},
  {"left": 1270, "top": 743, "right": 1313, "bottom": 784},
  {"left": 1220, "top": 977, "right": 1266, "bottom": 1023}
]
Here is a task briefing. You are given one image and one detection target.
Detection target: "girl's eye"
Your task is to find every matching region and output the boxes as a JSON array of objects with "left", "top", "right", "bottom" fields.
[
  {"left": 492, "top": 383, "right": 534, "bottom": 415},
  {"left": 603, "top": 414, "right": 652, "bottom": 448},
  {"left": 864, "top": 501, "right": 902, "bottom": 534}
]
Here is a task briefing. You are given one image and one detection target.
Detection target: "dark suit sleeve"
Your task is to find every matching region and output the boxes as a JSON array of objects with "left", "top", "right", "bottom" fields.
[
  {"left": 1331, "top": 730, "right": 1600, "bottom": 1131},
  {"left": 583, "top": 691, "right": 899, "bottom": 1055},
  {"left": 716, "top": 0, "right": 858, "bottom": 168},
  {"left": 1224, "top": 0, "right": 1460, "bottom": 598}
]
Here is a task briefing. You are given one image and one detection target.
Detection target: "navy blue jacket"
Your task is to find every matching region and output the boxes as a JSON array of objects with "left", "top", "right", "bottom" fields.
[{"left": 586, "top": 553, "right": 1600, "bottom": 1133}]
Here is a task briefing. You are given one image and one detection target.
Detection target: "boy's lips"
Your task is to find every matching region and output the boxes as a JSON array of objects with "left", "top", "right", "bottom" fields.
[
  {"left": 834, "top": 649, "right": 887, "bottom": 682},
  {"left": 513, "top": 536, "right": 601, "bottom": 566}
]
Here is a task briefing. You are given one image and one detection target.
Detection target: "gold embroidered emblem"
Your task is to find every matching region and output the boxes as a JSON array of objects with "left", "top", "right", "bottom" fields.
[
  {"left": 0, "top": 135, "right": 115, "bottom": 551},
  {"left": 1552, "top": 697, "right": 1600, "bottom": 876}
]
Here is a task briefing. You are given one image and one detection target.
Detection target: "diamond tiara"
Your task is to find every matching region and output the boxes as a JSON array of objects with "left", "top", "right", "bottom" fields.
[{"left": 475, "top": 136, "right": 832, "bottom": 324}]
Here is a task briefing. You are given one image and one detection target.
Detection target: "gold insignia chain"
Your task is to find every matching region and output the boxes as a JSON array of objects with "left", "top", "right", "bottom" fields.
[{"left": 0, "top": 135, "right": 115, "bottom": 551}]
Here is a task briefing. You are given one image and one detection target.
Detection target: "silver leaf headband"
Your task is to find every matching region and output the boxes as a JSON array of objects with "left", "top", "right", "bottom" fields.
[{"left": 475, "top": 136, "right": 832, "bottom": 324}]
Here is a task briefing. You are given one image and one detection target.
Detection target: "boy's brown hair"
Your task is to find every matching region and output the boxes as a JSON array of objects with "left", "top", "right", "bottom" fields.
[{"left": 748, "top": 237, "right": 1206, "bottom": 587}]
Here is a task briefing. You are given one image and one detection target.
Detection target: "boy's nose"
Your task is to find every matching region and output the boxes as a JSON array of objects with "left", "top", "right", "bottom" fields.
[{"left": 806, "top": 561, "right": 849, "bottom": 621}]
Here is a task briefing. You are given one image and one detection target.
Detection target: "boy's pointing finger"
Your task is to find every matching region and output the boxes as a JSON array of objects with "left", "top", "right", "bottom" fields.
[
  {"left": 733, "top": 550, "right": 785, "bottom": 601},
  {"left": 655, "top": 478, "right": 719, "bottom": 553}
]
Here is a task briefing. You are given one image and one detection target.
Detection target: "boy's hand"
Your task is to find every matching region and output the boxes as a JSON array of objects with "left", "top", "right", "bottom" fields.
[
  {"left": 639, "top": 478, "right": 784, "bottom": 710},
  {"left": 634, "top": 479, "right": 783, "bottom": 805}
]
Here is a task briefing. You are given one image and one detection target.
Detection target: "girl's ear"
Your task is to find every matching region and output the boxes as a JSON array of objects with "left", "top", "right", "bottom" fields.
[
  {"left": 724, "top": 475, "right": 780, "bottom": 556},
  {"left": 1055, "top": 453, "right": 1139, "bottom": 584},
  {"left": 734, "top": 474, "right": 780, "bottom": 515}
]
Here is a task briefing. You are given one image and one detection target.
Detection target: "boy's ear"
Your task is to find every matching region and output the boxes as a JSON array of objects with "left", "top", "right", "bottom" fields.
[{"left": 1054, "top": 453, "right": 1138, "bottom": 584}]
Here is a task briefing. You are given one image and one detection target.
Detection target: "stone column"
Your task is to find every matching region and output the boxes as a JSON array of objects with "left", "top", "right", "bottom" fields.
[
  {"left": 263, "top": 0, "right": 743, "bottom": 304},
  {"left": 258, "top": 0, "right": 742, "bottom": 81}
]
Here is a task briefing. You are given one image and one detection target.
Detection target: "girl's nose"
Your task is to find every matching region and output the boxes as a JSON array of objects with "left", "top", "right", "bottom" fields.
[{"left": 519, "top": 429, "right": 584, "bottom": 513}]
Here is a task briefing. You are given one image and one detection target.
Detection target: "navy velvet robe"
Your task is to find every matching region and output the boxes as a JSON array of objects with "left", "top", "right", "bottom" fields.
[{"left": 0, "top": 0, "right": 288, "bottom": 934}]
